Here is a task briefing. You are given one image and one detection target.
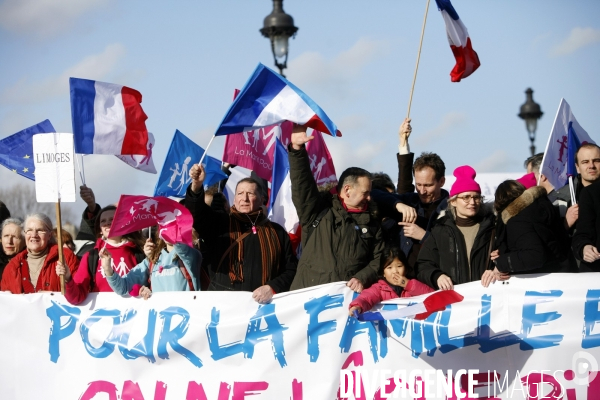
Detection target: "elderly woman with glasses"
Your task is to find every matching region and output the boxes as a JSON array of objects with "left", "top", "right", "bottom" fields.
[
  {"left": 487, "top": 180, "right": 570, "bottom": 281},
  {"left": 415, "top": 166, "right": 498, "bottom": 290},
  {"left": 1, "top": 213, "right": 78, "bottom": 293}
]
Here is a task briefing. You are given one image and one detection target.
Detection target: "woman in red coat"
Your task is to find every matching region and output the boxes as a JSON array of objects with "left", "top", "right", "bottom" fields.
[
  {"left": 1, "top": 213, "right": 78, "bottom": 293},
  {"left": 349, "top": 246, "right": 433, "bottom": 316}
]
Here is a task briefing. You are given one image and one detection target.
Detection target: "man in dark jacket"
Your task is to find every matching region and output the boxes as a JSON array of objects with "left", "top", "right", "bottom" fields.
[
  {"left": 572, "top": 180, "right": 600, "bottom": 272},
  {"left": 371, "top": 118, "right": 449, "bottom": 269},
  {"left": 288, "top": 125, "right": 383, "bottom": 292},
  {"left": 187, "top": 163, "right": 297, "bottom": 302}
]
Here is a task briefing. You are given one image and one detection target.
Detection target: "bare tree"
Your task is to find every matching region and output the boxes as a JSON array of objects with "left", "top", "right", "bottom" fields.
[{"left": 0, "top": 183, "right": 77, "bottom": 227}]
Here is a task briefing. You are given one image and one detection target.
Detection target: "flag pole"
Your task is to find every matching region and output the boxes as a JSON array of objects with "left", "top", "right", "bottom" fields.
[
  {"left": 199, "top": 135, "right": 216, "bottom": 165},
  {"left": 406, "top": 0, "right": 431, "bottom": 119},
  {"left": 75, "top": 154, "right": 86, "bottom": 186},
  {"left": 569, "top": 176, "right": 577, "bottom": 205},
  {"left": 55, "top": 199, "right": 65, "bottom": 295}
]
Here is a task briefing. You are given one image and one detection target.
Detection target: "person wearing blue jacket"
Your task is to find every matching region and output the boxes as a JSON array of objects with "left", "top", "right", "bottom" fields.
[{"left": 103, "top": 235, "right": 201, "bottom": 298}]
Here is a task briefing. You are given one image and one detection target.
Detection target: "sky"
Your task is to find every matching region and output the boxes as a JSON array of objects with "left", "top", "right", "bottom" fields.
[{"left": 0, "top": 0, "right": 599, "bottom": 223}]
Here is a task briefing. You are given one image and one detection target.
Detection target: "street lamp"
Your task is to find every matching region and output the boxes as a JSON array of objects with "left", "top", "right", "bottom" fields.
[
  {"left": 260, "top": 0, "right": 298, "bottom": 77},
  {"left": 518, "top": 88, "right": 544, "bottom": 156}
]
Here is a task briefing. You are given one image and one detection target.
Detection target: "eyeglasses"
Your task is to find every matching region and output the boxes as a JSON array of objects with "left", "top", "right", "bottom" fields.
[
  {"left": 456, "top": 195, "right": 484, "bottom": 203},
  {"left": 25, "top": 229, "right": 49, "bottom": 236}
]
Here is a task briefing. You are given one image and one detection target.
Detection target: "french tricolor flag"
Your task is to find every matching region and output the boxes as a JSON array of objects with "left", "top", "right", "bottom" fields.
[
  {"left": 215, "top": 63, "right": 341, "bottom": 138},
  {"left": 435, "top": 0, "right": 481, "bottom": 82},
  {"left": 268, "top": 138, "right": 299, "bottom": 234},
  {"left": 70, "top": 77, "right": 149, "bottom": 155},
  {"left": 356, "top": 290, "right": 464, "bottom": 321}
]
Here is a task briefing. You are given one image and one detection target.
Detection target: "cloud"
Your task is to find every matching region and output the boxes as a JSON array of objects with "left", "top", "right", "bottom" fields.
[
  {"left": 413, "top": 112, "right": 468, "bottom": 147},
  {"left": 474, "top": 150, "right": 518, "bottom": 173},
  {"left": 0, "top": 0, "right": 110, "bottom": 37},
  {"left": 328, "top": 138, "right": 389, "bottom": 175},
  {"left": 551, "top": 27, "right": 600, "bottom": 56},
  {"left": 286, "top": 37, "right": 389, "bottom": 99},
  {"left": 0, "top": 43, "right": 126, "bottom": 105}
]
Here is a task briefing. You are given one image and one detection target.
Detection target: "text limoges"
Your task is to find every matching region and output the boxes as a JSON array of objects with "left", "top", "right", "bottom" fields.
[{"left": 36, "top": 153, "right": 71, "bottom": 163}]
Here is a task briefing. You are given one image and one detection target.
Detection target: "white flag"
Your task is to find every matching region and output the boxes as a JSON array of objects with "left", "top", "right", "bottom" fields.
[{"left": 540, "top": 99, "right": 594, "bottom": 190}]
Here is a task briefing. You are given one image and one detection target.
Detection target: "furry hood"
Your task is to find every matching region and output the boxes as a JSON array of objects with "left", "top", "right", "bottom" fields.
[{"left": 501, "top": 186, "right": 547, "bottom": 224}]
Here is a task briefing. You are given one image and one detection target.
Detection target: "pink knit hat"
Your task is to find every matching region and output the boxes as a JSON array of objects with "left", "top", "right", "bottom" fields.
[
  {"left": 516, "top": 172, "right": 537, "bottom": 189},
  {"left": 450, "top": 165, "right": 481, "bottom": 197}
]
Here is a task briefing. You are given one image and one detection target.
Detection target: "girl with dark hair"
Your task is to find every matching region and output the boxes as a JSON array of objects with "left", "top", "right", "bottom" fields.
[
  {"left": 487, "top": 179, "right": 570, "bottom": 281},
  {"left": 348, "top": 245, "right": 433, "bottom": 316},
  {"left": 56, "top": 205, "right": 146, "bottom": 304}
]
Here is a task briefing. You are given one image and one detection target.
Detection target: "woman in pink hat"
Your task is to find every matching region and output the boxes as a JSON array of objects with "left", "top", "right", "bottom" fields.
[{"left": 415, "top": 165, "right": 500, "bottom": 290}]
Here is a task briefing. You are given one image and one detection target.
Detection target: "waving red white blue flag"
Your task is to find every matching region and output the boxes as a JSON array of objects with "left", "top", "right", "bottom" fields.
[
  {"left": 268, "top": 138, "right": 299, "bottom": 234},
  {"left": 70, "top": 77, "right": 149, "bottom": 155},
  {"left": 356, "top": 290, "right": 464, "bottom": 321},
  {"left": 215, "top": 63, "right": 342, "bottom": 138},
  {"left": 435, "top": 0, "right": 481, "bottom": 82}
]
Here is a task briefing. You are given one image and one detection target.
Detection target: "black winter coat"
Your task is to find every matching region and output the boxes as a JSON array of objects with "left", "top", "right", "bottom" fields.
[
  {"left": 415, "top": 206, "right": 496, "bottom": 289},
  {"left": 187, "top": 186, "right": 298, "bottom": 293},
  {"left": 572, "top": 180, "right": 600, "bottom": 272},
  {"left": 495, "top": 187, "right": 570, "bottom": 274}
]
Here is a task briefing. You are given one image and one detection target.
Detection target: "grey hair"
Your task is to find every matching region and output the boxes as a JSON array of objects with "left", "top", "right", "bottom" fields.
[
  {"left": 1, "top": 218, "right": 24, "bottom": 237},
  {"left": 24, "top": 213, "right": 56, "bottom": 244}
]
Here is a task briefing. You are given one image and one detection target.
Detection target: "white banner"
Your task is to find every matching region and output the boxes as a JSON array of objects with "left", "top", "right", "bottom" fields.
[
  {"left": 1, "top": 274, "right": 600, "bottom": 399},
  {"left": 32, "top": 132, "right": 76, "bottom": 202}
]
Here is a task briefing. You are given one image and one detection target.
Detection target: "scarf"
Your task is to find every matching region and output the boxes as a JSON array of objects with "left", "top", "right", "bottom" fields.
[
  {"left": 455, "top": 214, "right": 482, "bottom": 227},
  {"left": 228, "top": 207, "right": 282, "bottom": 285}
]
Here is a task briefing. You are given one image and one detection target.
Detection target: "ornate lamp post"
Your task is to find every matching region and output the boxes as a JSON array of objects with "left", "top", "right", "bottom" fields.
[
  {"left": 260, "top": 0, "right": 298, "bottom": 77},
  {"left": 518, "top": 88, "right": 544, "bottom": 156}
]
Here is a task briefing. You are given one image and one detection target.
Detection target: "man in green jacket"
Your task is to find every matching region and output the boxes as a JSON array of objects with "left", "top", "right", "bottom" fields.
[{"left": 288, "top": 125, "right": 384, "bottom": 292}]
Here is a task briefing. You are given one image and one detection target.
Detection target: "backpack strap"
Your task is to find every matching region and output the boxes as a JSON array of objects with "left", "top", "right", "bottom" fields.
[
  {"left": 87, "top": 249, "right": 99, "bottom": 291},
  {"left": 178, "top": 259, "right": 195, "bottom": 291},
  {"left": 303, "top": 207, "right": 330, "bottom": 244}
]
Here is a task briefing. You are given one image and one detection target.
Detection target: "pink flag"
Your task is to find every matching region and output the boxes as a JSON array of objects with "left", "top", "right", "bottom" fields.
[
  {"left": 305, "top": 130, "right": 337, "bottom": 186},
  {"left": 222, "top": 121, "right": 293, "bottom": 181},
  {"left": 109, "top": 195, "right": 193, "bottom": 247}
]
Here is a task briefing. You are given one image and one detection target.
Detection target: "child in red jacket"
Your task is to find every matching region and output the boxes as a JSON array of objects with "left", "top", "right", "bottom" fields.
[{"left": 349, "top": 246, "right": 434, "bottom": 316}]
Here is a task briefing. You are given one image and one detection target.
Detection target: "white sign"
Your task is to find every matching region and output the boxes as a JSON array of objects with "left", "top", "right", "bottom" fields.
[
  {"left": 1, "top": 275, "right": 599, "bottom": 399},
  {"left": 32, "top": 133, "right": 76, "bottom": 202}
]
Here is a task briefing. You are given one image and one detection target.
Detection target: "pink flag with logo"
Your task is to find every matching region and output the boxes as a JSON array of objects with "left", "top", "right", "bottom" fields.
[
  {"left": 109, "top": 195, "right": 193, "bottom": 247},
  {"left": 305, "top": 130, "right": 337, "bottom": 186},
  {"left": 222, "top": 121, "right": 293, "bottom": 182}
]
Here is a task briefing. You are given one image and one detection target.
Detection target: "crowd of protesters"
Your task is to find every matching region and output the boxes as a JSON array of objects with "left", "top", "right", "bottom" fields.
[{"left": 0, "top": 119, "right": 599, "bottom": 315}]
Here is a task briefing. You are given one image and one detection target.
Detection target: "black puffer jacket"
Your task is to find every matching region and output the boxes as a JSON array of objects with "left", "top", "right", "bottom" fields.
[
  {"left": 415, "top": 205, "right": 496, "bottom": 289},
  {"left": 495, "top": 186, "right": 570, "bottom": 274}
]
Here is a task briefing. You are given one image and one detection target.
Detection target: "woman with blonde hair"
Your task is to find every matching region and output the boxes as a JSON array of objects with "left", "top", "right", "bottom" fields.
[{"left": 415, "top": 166, "right": 499, "bottom": 290}]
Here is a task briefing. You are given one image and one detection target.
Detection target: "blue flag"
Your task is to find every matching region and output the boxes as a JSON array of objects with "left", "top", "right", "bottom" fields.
[
  {"left": 0, "top": 120, "right": 56, "bottom": 181},
  {"left": 154, "top": 130, "right": 228, "bottom": 198},
  {"left": 567, "top": 122, "right": 583, "bottom": 177}
]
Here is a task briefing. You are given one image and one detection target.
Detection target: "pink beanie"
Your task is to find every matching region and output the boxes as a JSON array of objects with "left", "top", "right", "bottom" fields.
[
  {"left": 516, "top": 172, "right": 537, "bottom": 189},
  {"left": 450, "top": 165, "right": 481, "bottom": 197}
]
